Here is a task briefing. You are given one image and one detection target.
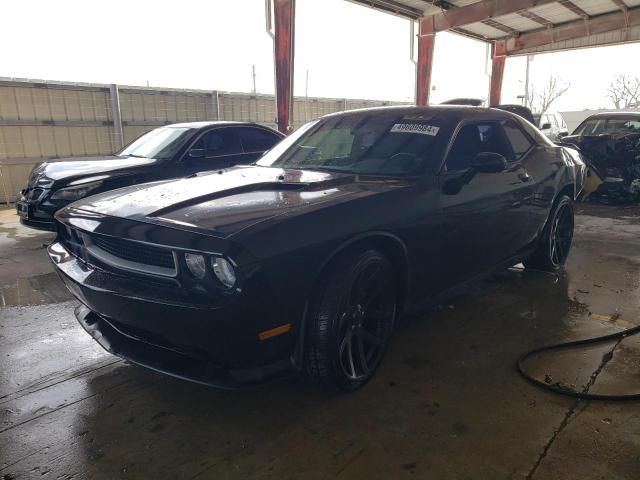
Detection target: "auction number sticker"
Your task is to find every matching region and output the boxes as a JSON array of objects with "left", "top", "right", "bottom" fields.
[{"left": 390, "top": 123, "right": 440, "bottom": 136}]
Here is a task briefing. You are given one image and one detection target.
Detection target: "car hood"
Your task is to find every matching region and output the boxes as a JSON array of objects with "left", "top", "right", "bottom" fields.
[
  {"left": 69, "top": 165, "right": 402, "bottom": 238},
  {"left": 28, "top": 156, "right": 158, "bottom": 188}
]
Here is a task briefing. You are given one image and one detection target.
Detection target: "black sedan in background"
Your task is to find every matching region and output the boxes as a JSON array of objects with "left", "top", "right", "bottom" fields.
[
  {"left": 17, "top": 122, "right": 284, "bottom": 230},
  {"left": 49, "top": 107, "right": 585, "bottom": 391}
]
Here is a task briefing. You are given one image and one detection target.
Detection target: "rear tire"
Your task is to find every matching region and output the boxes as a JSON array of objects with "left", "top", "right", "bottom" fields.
[
  {"left": 524, "top": 195, "right": 574, "bottom": 272},
  {"left": 304, "top": 249, "right": 397, "bottom": 391}
]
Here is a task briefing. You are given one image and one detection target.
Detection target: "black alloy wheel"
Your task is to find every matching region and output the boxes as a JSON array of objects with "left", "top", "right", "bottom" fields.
[
  {"left": 549, "top": 200, "right": 574, "bottom": 267},
  {"left": 525, "top": 195, "right": 574, "bottom": 272},
  {"left": 305, "top": 249, "right": 397, "bottom": 391}
]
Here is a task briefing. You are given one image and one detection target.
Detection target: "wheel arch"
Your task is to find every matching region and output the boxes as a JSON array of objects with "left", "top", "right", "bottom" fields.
[
  {"left": 292, "top": 231, "right": 410, "bottom": 370},
  {"left": 537, "top": 182, "right": 575, "bottom": 239},
  {"left": 557, "top": 182, "right": 576, "bottom": 201}
]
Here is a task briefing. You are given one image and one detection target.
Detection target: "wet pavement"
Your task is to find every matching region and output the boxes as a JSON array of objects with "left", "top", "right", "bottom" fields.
[{"left": 1, "top": 204, "right": 639, "bottom": 479}]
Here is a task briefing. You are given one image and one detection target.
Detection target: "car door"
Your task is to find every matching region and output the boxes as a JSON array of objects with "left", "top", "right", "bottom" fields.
[
  {"left": 237, "top": 127, "right": 283, "bottom": 163},
  {"left": 437, "top": 119, "right": 536, "bottom": 287},
  {"left": 183, "top": 127, "right": 245, "bottom": 173}
]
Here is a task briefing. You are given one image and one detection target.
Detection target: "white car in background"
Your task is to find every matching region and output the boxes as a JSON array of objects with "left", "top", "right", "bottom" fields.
[{"left": 533, "top": 112, "right": 569, "bottom": 141}]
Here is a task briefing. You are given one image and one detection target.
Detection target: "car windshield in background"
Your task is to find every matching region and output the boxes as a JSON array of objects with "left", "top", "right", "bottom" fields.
[
  {"left": 257, "top": 113, "right": 444, "bottom": 176},
  {"left": 119, "top": 127, "right": 192, "bottom": 160},
  {"left": 573, "top": 117, "right": 640, "bottom": 136}
]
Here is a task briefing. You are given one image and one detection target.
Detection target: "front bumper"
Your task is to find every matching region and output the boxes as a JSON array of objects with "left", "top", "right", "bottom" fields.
[
  {"left": 19, "top": 215, "right": 56, "bottom": 231},
  {"left": 16, "top": 190, "right": 60, "bottom": 231},
  {"left": 49, "top": 241, "right": 294, "bottom": 387}
]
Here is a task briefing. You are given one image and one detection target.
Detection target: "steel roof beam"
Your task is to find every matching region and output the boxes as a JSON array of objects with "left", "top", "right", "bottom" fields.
[
  {"left": 505, "top": 6, "right": 640, "bottom": 54},
  {"left": 611, "top": 0, "right": 628, "bottom": 11},
  {"left": 346, "top": 0, "right": 423, "bottom": 19},
  {"left": 482, "top": 18, "right": 519, "bottom": 35},
  {"left": 420, "top": 0, "right": 559, "bottom": 32},
  {"left": 557, "top": 0, "right": 590, "bottom": 19},
  {"left": 518, "top": 9, "right": 553, "bottom": 26}
]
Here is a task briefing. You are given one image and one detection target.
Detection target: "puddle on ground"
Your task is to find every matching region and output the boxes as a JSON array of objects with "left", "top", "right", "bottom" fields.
[{"left": 0, "top": 271, "right": 73, "bottom": 307}]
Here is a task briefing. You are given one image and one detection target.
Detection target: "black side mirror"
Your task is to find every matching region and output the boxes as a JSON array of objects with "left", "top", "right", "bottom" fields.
[
  {"left": 470, "top": 152, "right": 507, "bottom": 173},
  {"left": 188, "top": 148, "right": 206, "bottom": 159},
  {"left": 541, "top": 122, "right": 552, "bottom": 130}
]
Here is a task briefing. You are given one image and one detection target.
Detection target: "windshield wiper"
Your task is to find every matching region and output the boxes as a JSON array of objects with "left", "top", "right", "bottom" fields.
[
  {"left": 293, "top": 165, "right": 353, "bottom": 173},
  {"left": 126, "top": 154, "right": 147, "bottom": 158}
]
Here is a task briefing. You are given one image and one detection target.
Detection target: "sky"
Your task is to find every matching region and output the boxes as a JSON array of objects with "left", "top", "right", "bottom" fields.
[{"left": 2, "top": 0, "right": 639, "bottom": 112}]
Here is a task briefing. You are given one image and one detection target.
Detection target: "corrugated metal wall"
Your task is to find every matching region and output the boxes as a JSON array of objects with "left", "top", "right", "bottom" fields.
[{"left": 0, "top": 78, "right": 408, "bottom": 203}]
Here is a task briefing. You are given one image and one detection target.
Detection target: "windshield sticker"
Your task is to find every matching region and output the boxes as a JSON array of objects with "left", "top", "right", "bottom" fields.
[{"left": 390, "top": 123, "right": 440, "bottom": 136}]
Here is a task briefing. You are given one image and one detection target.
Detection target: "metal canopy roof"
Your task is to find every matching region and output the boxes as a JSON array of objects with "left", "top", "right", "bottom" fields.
[{"left": 348, "top": 0, "right": 640, "bottom": 54}]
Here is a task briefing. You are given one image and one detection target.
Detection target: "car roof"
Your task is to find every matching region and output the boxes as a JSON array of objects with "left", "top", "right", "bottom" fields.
[
  {"left": 165, "top": 121, "right": 282, "bottom": 133},
  {"left": 581, "top": 111, "right": 640, "bottom": 120},
  {"left": 322, "top": 105, "right": 516, "bottom": 122}
]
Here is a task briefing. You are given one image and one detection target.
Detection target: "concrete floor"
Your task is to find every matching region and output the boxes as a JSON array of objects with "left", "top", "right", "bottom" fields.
[{"left": 1, "top": 204, "right": 639, "bottom": 479}]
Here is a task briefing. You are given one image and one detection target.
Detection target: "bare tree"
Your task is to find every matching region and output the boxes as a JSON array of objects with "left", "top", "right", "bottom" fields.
[
  {"left": 607, "top": 74, "right": 640, "bottom": 109},
  {"left": 527, "top": 76, "right": 570, "bottom": 114}
]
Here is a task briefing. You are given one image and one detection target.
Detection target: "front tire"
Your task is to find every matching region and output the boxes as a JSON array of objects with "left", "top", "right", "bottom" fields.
[
  {"left": 304, "top": 249, "right": 397, "bottom": 391},
  {"left": 524, "top": 195, "right": 574, "bottom": 272}
]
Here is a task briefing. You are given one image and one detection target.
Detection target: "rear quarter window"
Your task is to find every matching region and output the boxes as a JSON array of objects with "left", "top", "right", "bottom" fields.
[{"left": 503, "top": 122, "right": 534, "bottom": 160}]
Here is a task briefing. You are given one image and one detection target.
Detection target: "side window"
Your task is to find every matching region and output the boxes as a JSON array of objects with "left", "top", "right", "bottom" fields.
[
  {"left": 445, "top": 122, "right": 513, "bottom": 171},
  {"left": 503, "top": 122, "right": 534, "bottom": 160},
  {"left": 238, "top": 128, "right": 281, "bottom": 153},
  {"left": 623, "top": 119, "right": 640, "bottom": 131},
  {"left": 194, "top": 129, "right": 242, "bottom": 158}
]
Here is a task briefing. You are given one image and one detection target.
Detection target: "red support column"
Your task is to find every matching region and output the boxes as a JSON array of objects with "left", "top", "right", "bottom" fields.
[
  {"left": 274, "top": 0, "right": 295, "bottom": 134},
  {"left": 416, "top": 19, "right": 436, "bottom": 106},
  {"left": 489, "top": 40, "right": 506, "bottom": 106}
]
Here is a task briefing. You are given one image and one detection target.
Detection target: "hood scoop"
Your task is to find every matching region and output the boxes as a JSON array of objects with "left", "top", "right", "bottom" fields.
[{"left": 149, "top": 181, "right": 311, "bottom": 218}]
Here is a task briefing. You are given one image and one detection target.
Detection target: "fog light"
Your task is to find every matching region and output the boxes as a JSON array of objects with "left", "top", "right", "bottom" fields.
[
  {"left": 212, "top": 257, "right": 236, "bottom": 288},
  {"left": 185, "top": 253, "right": 206, "bottom": 279}
]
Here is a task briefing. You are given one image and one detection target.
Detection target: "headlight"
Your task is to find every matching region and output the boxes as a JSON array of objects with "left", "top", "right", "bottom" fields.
[
  {"left": 212, "top": 257, "right": 236, "bottom": 288},
  {"left": 182, "top": 252, "right": 236, "bottom": 288},
  {"left": 50, "top": 181, "right": 103, "bottom": 201},
  {"left": 185, "top": 253, "right": 206, "bottom": 279}
]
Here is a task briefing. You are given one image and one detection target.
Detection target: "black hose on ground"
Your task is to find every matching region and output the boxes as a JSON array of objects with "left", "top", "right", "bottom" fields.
[{"left": 517, "top": 325, "right": 640, "bottom": 400}]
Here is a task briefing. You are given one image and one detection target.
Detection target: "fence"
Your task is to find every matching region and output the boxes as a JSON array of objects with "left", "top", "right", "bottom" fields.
[{"left": 0, "top": 78, "right": 409, "bottom": 203}]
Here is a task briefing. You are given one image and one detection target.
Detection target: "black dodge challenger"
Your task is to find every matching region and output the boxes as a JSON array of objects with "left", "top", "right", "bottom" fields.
[
  {"left": 49, "top": 107, "right": 585, "bottom": 391},
  {"left": 17, "top": 121, "right": 283, "bottom": 230}
]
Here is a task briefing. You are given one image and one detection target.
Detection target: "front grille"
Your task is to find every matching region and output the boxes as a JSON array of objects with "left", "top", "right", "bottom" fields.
[
  {"left": 30, "top": 188, "right": 44, "bottom": 201},
  {"left": 58, "top": 225, "right": 177, "bottom": 276},
  {"left": 90, "top": 234, "right": 175, "bottom": 269},
  {"left": 58, "top": 224, "right": 85, "bottom": 259}
]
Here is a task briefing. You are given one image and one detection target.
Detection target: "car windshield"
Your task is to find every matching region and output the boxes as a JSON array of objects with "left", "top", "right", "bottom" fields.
[
  {"left": 572, "top": 117, "right": 640, "bottom": 136},
  {"left": 257, "top": 112, "right": 444, "bottom": 176},
  {"left": 119, "top": 127, "right": 193, "bottom": 160}
]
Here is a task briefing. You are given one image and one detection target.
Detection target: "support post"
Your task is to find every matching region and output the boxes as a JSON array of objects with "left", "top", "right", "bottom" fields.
[
  {"left": 416, "top": 18, "right": 436, "bottom": 107},
  {"left": 109, "top": 84, "right": 124, "bottom": 151},
  {"left": 273, "top": 0, "right": 295, "bottom": 133},
  {"left": 211, "top": 90, "right": 220, "bottom": 120},
  {"left": 489, "top": 40, "right": 506, "bottom": 106}
]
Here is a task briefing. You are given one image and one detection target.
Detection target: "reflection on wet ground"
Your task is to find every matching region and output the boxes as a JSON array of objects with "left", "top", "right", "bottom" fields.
[{"left": 1, "top": 205, "right": 640, "bottom": 479}]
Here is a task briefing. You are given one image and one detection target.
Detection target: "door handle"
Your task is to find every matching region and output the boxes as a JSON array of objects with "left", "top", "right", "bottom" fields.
[{"left": 518, "top": 172, "right": 531, "bottom": 183}]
